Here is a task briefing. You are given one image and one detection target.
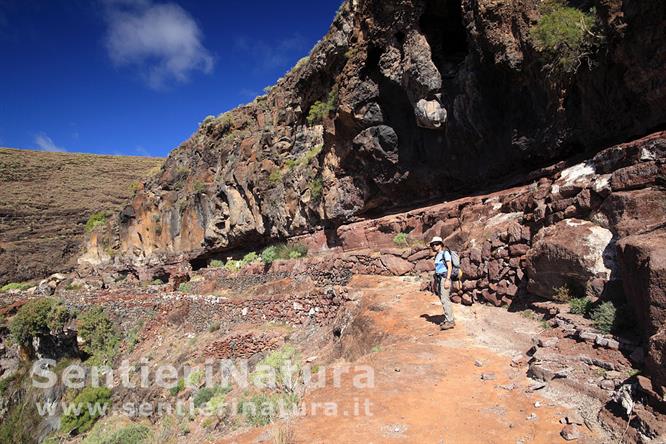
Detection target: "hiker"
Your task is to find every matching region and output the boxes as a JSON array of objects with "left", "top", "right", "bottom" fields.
[{"left": 430, "top": 236, "right": 455, "bottom": 330}]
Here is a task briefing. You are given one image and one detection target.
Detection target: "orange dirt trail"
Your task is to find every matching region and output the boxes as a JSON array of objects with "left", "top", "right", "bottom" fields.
[{"left": 224, "top": 275, "right": 596, "bottom": 444}]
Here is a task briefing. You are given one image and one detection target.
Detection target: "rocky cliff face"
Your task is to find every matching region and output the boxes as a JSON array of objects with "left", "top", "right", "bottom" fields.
[{"left": 85, "top": 0, "right": 666, "bottom": 271}]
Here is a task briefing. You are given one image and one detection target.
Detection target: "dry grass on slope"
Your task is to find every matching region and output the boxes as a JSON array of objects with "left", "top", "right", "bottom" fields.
[{"left": 0, "top": 148, "right": 163, "bottom": 285}]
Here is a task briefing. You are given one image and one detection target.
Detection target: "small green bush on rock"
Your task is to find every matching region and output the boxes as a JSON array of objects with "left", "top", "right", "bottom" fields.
[
  {"left": 237, "top": 392, "right": 299, "bottom": 427},
  {"left": 261, "top": 243, "right": 308, "bottom": 265},
  {"left": 309, "top": 177, "right": 323, "bottom": 202},
  {"left": 9, "top": 298, "right": 71, "bottom": 346},
  {"left": 85, "top": 211, "right": 109, "bottom": 233},
  {"left": 261, "top": 246, "right": 279, "bottom": 265},
  {"left": 591, "top": 302, "right": 616, "bottom": 333},
  {"left": 269, "top": 169, "right": 283, "bottom": 183},
  {"left": 307, "top": 89, "right": 338, "bottom": 125},
  {"left": 0, "top": 282, "right": 32, "bottom": 292},
  {"left": 530, "top": 0, "right": 602, "bottom": 77},
  {"left": 552, "top": 284, "right": 574, "bottom": 302},
  {"left": 77, "top": 307, "right": 120, "bottom": 365},
  {"left": 169, "top": 378, "right": 185, "bottom": 396},
  {"left": 569, "top": 297, "right": 592, "bottom": 315},
  {"left": 60, "top": 387, "right": 112, "bottom": 435},
  {"left": 393, "top": 233, "right": 409, "bottom": 247},
  {"left": 83, "top": 422, "right": 152, "bottom": 444},
  {"left": 209, "top": 259, "right": 224, "bottom": 268}
]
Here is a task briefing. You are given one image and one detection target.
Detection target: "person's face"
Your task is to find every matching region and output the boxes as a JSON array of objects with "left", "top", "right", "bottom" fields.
[{"left": 431, "top": 243, "right": 442, "bottom": 252}]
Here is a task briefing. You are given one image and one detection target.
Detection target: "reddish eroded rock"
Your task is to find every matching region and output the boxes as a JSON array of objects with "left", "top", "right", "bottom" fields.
[
  {"left": 617, "top": 230, "right": 666, "bottom": 387},
  {"left": 204, "top": 332, "right": 283, "bottom": 359},
  {"left": 599, "top": 188, "right": 666, "bottom": 237},
  {"left": 526, "top": 219, "right": 615, "bottom": 299},
  {"left": 380, "top": 254, "right": 414, "bottom": 276},
  {"left": 609, "top": 161, "right": 664, "bottom": 191}
]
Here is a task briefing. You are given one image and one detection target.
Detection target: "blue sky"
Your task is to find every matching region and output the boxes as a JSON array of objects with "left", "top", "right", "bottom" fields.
[{"left": 0, "top": 0, "right": 341, "bottom": 157}]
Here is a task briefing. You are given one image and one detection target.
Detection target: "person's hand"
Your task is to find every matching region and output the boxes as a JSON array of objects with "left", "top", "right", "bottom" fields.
[{"left": 443, "top": 279, "right": 451, "bottom": 289}]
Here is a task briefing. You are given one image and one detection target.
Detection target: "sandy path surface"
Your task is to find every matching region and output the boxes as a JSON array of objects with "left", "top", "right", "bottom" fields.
[{"left": 224, "top": 275, "right": 597, "bottom": 443}]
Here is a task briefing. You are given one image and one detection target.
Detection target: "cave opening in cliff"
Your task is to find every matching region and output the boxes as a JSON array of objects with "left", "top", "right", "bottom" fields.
[
  {"left": 420, "top": 0, "right": 469, "bottom": 79},
  {"left": 190, "top": 256, "right": 209, "bottom": 271}
]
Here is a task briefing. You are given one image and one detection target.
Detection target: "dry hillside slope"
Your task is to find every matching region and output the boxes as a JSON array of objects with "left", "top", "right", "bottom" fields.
[{"left": 0, "top": 148, "right": 162, "bottom": 285}]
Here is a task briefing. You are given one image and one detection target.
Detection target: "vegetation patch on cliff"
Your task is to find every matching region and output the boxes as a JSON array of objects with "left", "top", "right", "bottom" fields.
[
  {"left": 77, "top": 307, "right": 120, "bottom": 365},
  {"left": 306, "top": 88, "right": 338, "bottom": 125},
  {"left": 9, "top": 298, "right": 72, "bottom": 347},
  {"left": 530, "top": 0, "right": 603, "bottom": 77}
]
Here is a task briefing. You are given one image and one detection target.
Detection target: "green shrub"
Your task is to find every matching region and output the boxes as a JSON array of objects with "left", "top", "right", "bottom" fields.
[
  {"left": 0, "top": 393, "right": 42, "bottom": 443},
  {"left": 309, "top": 177, "right": 323, "bottom": 202},
  {"left": 252, "top": 344, "right": 301, "bottom": 392},
  {"left": 224, "top": 259, "right": 243, "bottom": 272},
  {"left": 209, "top": 259, "right": 224, "bottom": 268},
  {"left": 269, "top": 169, "right": 283, "bottom": 183},
  {"left": 285, "top": 159, "right": 297, "bottom": 171},
  {"left": 193, "top": 385, "right": 231, "bottom": 409},
  {"left": 237, "top": 392, "right": 299, "bottom": 427},
  {"left": 60, "top": 387, "right": 112, "bottom": 435},
  {"left": 307, "top": 89, "right": 338, "bottom": 125},
  {"left": 186, "top": 369, "right": 204, "bottom": 389},
  {"left": 0, "top": 374, "right": 16, "bottom": 396},
  {"left": 393, "top": 233, "right": 409, "bottom": 247},
  {"left": 83, "top": 422, "right": 152, "bottom": 444},
  {"left": 217, "top": 112, "right": 233, "bottom": 131},
  {"left": 569, "top": 297, "right": 592, "bottom": 315},
  {"left": 302, "top": 144, "right": 323, "bottom": 164},
  {"left": 552, "top": 284, "right": 574, "bottom": 302},
  {"left": 85, "top": 211, "right": 109, "bottom": 233},
  {"left": 9, "top": 298, "right": 71, "bottom": 346},
  {"left": 530, "top": 1, "right": 601, "bottom": 76},
  {"left": 345, "top": 47, "right": 359, "bottom": 60},
  {"left": 261, "top": 244, "right": 308, "bottom": 264},
  {"left": 77, "top": 307, "right": 120, "bottom": 365},
  {"left": 126, "top": 322, "right": 143, "bottom": 352},
  {"left": 591, "top": 302, "right": 616, "bottom": 333},
  {"left": 193, "top": 181, "right": 206, "bottom": 193},
  {"left": 288, "top": 243, "right": 308, "bottom": 259},
  {"left": 170, "top": 378, "right": 185, "bottom": 396},
  {"left": 0, "top": 282, "right": 32, "bottom": 292},
  {"left": 243, "top": 251, "right": 259, "bottom": 264},
  {"left": 261, "top": 246, "right": 279, "bottom": 265},
  {"left": 178, "top": 283, "right": 191, "bottom": 293}
]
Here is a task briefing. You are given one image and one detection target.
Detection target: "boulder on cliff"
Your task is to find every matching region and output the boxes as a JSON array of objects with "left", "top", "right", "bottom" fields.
[{"left": 526, "top": 219, "right": 616, "bottom": 299}]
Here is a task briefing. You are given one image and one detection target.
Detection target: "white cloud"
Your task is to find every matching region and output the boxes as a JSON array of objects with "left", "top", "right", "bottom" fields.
[
  {"left": 35, "top": 133, "right": 67, "bottom": 152},
  {"left": 103, "top": 0, "right": 214, "bottom": 90}
]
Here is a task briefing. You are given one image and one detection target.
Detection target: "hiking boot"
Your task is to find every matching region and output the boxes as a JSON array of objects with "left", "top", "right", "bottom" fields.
[{"left": 440, "top": 321, "right": 455, "bottom": 330}]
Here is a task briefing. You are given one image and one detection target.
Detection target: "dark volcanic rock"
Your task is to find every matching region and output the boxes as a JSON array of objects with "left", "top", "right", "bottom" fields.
[{"left": 81, "top": 0, "right": 666, "bottom": 278}]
